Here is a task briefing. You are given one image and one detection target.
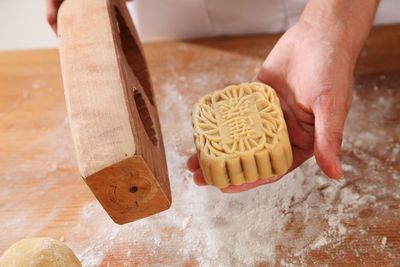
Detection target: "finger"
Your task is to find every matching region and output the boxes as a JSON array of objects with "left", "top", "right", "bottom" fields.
[
  {"left": 220, "top": 145, "right": 312, "bottom": 193},
  {"left": 193, "top": 169, "right": 207, "bottom": 186},
  {"left": 221, "top": 176, "right": 282, "bottom": 193},
  {"left": 254, "top": 78, "right": 313, "bottom": 150},
  {"left": 46, "top": 0, "right": 63, "bottom": 34},
  {"left": 46, "top": 0, "right": 57, "bottom": 32},
  {"left": 187, "top": 154, "right": 199, "bottom": 172},
  {"left": 278, "top": 94, "right": 313, "bottom": 150},
  {"left": 290, "top": 145, "right": 314, "bottom": 170},
  {"left": 313, "top": 94, "right": 350, "bottom": 179}
]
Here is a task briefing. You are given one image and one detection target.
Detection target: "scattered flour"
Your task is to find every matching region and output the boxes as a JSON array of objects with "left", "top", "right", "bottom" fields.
[
  {"left": 65, "top": 78, "right": 399, "bottom": 266},
  {"left": 32, "top": 82, "right": 40, "bottom": 89},
  {"left": 2, "top": 50, "right": 399, "bottom": 266},
  {"left": 381, "top": 236, "right": 387, "bottom": 247},
  {"left": 310, "top": 235, "right": 329, "bottom": 250}
]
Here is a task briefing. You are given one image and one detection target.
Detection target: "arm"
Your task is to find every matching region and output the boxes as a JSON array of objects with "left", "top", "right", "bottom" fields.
[
  {"left": 300, "top": 0, "right": 380, "bottom": 64},
  {"left": 188, "top": 0, "right": 380, "bottom": 192}
]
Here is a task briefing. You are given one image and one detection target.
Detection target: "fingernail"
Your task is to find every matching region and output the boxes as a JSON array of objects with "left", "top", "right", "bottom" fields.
[{"left": 335, "top": 157, "right": 343, "bottom": 178}]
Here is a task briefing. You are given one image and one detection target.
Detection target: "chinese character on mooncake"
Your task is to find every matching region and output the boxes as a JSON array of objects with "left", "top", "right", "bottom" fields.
[{"left": 192, "top": 82, "right": 293, "bottom": 188}]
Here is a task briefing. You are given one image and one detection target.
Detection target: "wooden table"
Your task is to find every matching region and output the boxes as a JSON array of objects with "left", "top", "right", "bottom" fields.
[{"left": 0, "top": 25, "right": 399, "bottom": 266}]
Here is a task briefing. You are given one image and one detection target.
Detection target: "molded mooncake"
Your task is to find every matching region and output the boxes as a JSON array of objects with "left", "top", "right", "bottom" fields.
[{"left": 192, "top": 82, "right": 293, "bottom": 188}]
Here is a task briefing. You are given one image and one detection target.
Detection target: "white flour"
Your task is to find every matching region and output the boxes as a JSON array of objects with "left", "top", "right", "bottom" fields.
[
  {"left": 65, "top": 80, "right": 399, "bottom": 266},
  {"left": 1, "top": 59, "right": 399, "bottom": 266}
]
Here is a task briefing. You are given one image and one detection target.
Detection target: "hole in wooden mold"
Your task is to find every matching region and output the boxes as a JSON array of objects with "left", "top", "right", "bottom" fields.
[
  {"left": 114, "top": 6, "right": 154, "bottom": 105},
  {"left": 114, "top": 6, "right": 158, "bottom": 146},
  {"left": 134, "top": 88, "right": 158, "bottom": 146},
  {"left": 129, "top": 186, "right": 138, "bottom": 193}
]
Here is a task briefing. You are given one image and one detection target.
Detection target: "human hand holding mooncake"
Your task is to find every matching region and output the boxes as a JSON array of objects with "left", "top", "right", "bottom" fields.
[
  {"left": 187, "top": 2, "right": 372, "bottom": 192},
  {"left": 189, "top": 82, "right": 293, "bottom": 191}
]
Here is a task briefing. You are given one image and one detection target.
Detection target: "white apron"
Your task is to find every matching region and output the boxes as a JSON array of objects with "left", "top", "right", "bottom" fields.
[{"left": 127, "top": 0, "right": 400, "bottom": 42}]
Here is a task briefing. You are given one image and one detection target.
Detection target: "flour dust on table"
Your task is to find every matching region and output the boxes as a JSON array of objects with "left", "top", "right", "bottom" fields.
[{"left": 65, "top": 80, "right": 400, "bottom": 266}]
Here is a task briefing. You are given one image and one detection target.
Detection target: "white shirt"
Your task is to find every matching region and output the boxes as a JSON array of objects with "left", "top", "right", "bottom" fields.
[{"left": 127, "top": 0, "right": 400, "bottom": 42}]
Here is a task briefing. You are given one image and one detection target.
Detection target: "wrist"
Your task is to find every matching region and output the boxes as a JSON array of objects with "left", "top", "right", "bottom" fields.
[{"left": 299, "top": 0, "right": 380, "bottom": 62}]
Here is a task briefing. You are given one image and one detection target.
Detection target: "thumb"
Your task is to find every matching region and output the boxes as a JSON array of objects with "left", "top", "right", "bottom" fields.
[{"left": 313, "top": 95, "right": 350, "bottom": 179}]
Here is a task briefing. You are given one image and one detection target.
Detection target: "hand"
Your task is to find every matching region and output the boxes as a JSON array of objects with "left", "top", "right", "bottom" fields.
[
  {"left": 188, "top": 21, "right": 353, "bottom": 192},
  {"left": 187, "top": 0, "right": 380, "bottom": 193},
  {"left": 46, "top": 0, "right": 133, "bottom": 34},
  {"left": 259, "top": 19, "right": 357, "bottom": 175}
]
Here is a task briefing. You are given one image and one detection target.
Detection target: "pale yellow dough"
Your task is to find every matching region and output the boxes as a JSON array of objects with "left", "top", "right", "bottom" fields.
[
  {"left": 192, "top": 82, "right": 293, "bottom": 188},
  {"left": 0, "top": 238, "right": 81, "bottom": 267}
]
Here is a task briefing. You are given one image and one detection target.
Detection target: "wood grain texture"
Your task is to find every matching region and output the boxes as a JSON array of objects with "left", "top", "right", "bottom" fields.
[
  {"left": 0, "top": 24, "right": 399, "bottom": 266},
  {"left": 58, "top": 0, "right": 171, "bottom": 224},
  {"left": 58, "top": 0, "right": 135, "bottom": 177},
  {"left": 86, "top": 156, "right": 170, "bottom": 224}
]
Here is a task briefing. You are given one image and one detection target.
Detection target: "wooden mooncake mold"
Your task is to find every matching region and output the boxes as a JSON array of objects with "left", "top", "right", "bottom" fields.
[{"left": 192, "top": 82, "right": 293, "bottom": 188}]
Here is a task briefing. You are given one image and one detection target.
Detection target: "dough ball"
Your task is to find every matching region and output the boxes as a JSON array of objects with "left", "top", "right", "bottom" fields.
[{"left": 0, "top": 238, "right": 81, "bottom": 267}]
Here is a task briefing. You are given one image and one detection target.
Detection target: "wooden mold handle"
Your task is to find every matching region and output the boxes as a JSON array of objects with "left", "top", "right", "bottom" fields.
[{"left": 58, "top": 0, "right": 171, "bottom": 224}]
